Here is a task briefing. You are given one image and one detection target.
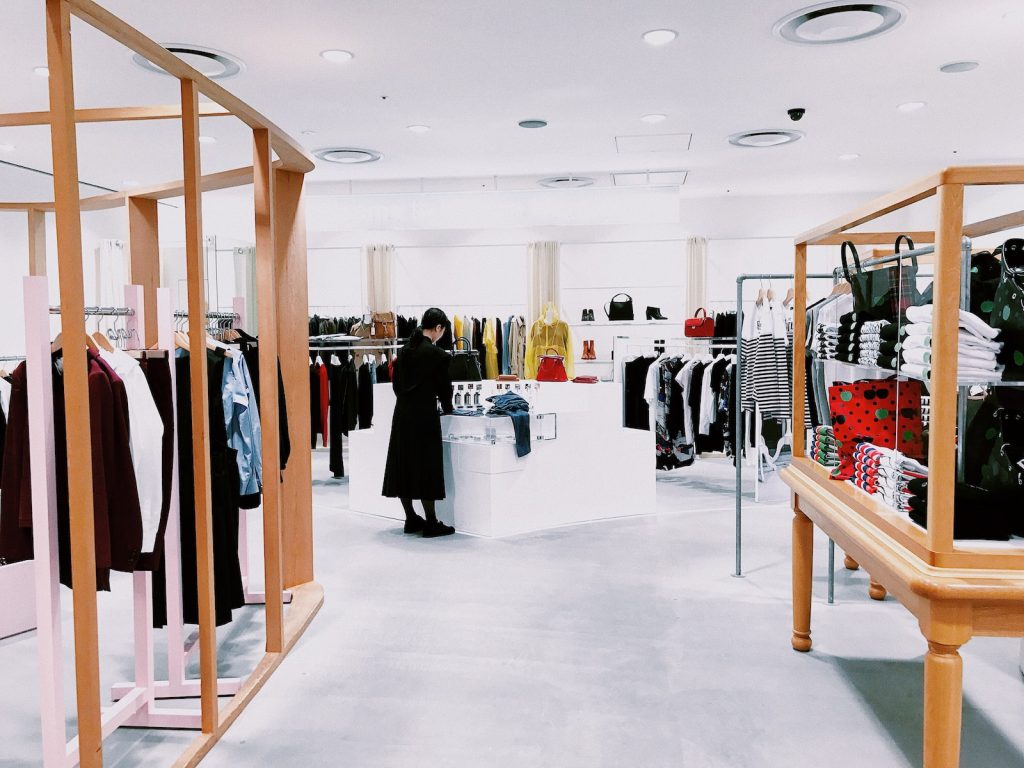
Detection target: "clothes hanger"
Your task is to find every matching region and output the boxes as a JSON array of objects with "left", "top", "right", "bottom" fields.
[{"left": 785, "top": 286, "right": 795, "bottom": 306}]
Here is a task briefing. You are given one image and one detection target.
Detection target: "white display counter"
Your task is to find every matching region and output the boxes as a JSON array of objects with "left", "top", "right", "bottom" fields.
[{"left": 348, "top": 381, "right": 654, "bottom": 537}]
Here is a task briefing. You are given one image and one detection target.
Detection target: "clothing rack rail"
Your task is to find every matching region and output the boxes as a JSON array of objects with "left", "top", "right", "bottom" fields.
[
  {"left": 173, "top": 310, "right": 240, "bottom": 320},
  {"left": 49, "top": 305, "right": 134, "bottom": 316}
]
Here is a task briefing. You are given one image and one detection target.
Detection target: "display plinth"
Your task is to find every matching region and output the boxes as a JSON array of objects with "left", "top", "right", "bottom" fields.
[{"left": 349, "top": 382, "right": 654, "bottom": 537}]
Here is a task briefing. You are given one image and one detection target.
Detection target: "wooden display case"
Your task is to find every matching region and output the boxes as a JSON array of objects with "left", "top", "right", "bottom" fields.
[{"left": 783, "top": 166, "right": 1024, "bottom": 768}]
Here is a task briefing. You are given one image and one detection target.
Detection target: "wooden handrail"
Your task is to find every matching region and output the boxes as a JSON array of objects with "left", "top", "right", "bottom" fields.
[{"left": 0, "top": 102, "right": 231, "bottom": 127}]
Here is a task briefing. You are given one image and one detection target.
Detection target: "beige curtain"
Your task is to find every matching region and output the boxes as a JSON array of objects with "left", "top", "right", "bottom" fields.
[
  {"left": 527, "top": 240, "right": 561, "bottom": 323},
  {"left": 363, "top": 243, "right": 394, "bottom": 313},
  {"left": 685, "top": 236, "right": 708, "bottom": 314}
]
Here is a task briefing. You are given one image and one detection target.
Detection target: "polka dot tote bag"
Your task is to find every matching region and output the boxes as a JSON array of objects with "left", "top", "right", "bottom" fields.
[{"left": 827, "top": 378, "right": 926, "bottom": 479}]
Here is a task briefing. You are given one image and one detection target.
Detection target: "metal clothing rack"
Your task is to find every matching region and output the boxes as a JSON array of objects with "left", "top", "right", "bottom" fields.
[
  {"left": 733, "top": 272, "right": 835, "bottom": 581},
  {"left": 49, "top": 304, "right": 134, "bottom": 316},
  {"left": 173, "top": 310, "right": 239, "bottom": 320}
]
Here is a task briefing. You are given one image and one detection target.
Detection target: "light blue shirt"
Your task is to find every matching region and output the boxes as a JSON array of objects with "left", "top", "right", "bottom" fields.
[{"left": 222, "top": 353, "right": 263, "bottom": 497}]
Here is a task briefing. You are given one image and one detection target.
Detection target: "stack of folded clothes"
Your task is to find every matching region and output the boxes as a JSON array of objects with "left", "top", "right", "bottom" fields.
[
  {"left": 880, "top": 304, "right": 1004, "bottom": 381},
  {"left": 832, "top": 312, "right": 890, "bottom": 367},
  {"left": 815, "top": 323, "right": 839, "bottom": 360},
  {"left": 810, "top": 426, "right": 840, "bottom": 469},
  {"left": 850, "top": 443, "right": 928, "bottom": 512}
]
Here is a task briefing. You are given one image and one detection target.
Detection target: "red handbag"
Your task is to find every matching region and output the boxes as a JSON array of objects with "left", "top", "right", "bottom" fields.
[
  {"left": 536, "top": 348, "right": 569, "bottom": 382},
  {"left": 572, "top": 375, "right": 599, "bottom": 384},
  {"left": 827, "top": 378, "right": 925, "bottom": 479},
  {"left": 685, "top": 308, "right": 715, "bottom": 338}
]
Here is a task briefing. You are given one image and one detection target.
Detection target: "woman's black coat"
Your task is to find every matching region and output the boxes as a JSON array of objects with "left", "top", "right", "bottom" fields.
[{"left": 382, "top": 339, "right": 454, "bottom": 500}]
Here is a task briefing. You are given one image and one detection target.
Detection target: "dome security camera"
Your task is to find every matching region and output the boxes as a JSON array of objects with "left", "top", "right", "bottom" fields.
[{"left": 788, "top": 107, "right": 806, "bottom": 121}]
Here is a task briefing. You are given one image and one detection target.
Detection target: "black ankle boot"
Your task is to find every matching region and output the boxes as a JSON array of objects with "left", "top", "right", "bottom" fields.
[{"left": 646, "top": 306, "right": 667, "bottom": 321}]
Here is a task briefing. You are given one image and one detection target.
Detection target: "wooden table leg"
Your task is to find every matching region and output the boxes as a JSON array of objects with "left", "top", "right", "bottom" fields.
[
  {"left": 843, "top": 554, "right": 860, "bottom": 570},
  {"left": 792, "top": 506, "right": 813, "bottom": 652},
  {"left": 869, "top": 578, "right": 887, "bottom": 601},
  {"left": 923, "top": 641, "right": 963, "bottom": 768}
]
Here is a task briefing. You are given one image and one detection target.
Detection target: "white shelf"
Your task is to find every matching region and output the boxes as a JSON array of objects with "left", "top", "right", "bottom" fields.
[
  {"left": 577, "top": 359, "right": 613, "bottom": 365},
  {"left": 571, "top": 320, "right": 676, "bottom": 327}
]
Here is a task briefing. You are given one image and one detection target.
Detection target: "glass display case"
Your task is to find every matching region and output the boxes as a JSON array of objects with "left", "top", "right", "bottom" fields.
[{"left": 442, "top": 412, "right": 557, "bottom": 445}]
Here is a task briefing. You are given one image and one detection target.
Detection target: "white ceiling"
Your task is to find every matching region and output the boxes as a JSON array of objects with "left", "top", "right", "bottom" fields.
[{"left": 1, "top": 0, "right": 1022, "bottom": 201}]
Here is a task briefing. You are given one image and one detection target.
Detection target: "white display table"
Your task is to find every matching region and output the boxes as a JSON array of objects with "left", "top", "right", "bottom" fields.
[{"left": 348, "top": 381, "right": 654, "bottom": 537}]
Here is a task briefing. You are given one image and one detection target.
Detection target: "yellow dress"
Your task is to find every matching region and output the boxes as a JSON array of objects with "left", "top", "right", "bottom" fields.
[
  {"left": 524, "top": 304, "right": 575, "bottom": 379},
  {"left": 453, "top": 315, "right": 465, "bottom": 346},
  {"left": 483, "top": 317, "right": 499, "bottom": 379}
]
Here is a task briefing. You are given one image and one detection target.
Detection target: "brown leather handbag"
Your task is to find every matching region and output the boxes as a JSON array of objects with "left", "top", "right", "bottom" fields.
[{"left": 372, "top": 311, "right": 397, "bottom": 339}]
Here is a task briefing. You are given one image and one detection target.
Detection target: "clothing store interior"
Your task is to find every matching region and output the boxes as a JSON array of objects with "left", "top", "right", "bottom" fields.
[{"left": 2, "top": 2, "right": 1024, "bottom": 767}]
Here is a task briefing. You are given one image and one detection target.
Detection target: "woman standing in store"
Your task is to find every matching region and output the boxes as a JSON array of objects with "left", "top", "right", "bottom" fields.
[{"left": 382, "top": 307, "right": 456, "bottom": 537}]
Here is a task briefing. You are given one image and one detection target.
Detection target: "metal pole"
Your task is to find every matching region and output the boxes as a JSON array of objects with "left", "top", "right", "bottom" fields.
[{"left": 827, "top": 539, "right": 835, "bottom": 604}]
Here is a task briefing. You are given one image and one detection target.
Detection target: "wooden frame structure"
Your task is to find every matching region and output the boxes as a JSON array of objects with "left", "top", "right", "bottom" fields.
[
  {"left": 1, "top": 1, "right": 320, "bottom": 765},
  {"left": 783, "top": 165, "right": 1024, "bottom": 768}
]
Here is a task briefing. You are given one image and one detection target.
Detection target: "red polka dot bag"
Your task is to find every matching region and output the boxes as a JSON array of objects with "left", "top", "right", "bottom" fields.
[{"left": 827, "top": 378, "right": 926, "bottom": 480}]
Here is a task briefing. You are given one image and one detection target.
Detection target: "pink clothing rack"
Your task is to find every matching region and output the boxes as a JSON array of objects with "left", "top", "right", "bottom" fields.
[{"left": 26, "top": 279, "right": 202, "bottom": 767}]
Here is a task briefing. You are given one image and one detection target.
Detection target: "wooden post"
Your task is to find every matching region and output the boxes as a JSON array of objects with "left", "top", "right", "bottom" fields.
[
  {"left": 180, "top": 76, "right": 219, "bottom": 734},
  {"left": 925, "top": 184, "right": 964, "bottom": 555},
  {"left": 274, "top": 168, "right": 314, "bottom": 587},
  {"left": 44, "top": 0, "right": 103, "bottom": 765},
  {"left": 253, "top": 128, "right": 284, "bottom": 653},
  {"left": 127, "top": 196, "right": 160, "bottom": 346},
  {"left": 792, "top": 502, "right": 813, "bottom": 652},
  {"left": 27, "top": 208, "right": 47, "bottom": 276},
  {"left": 923, "top": 642, "right": 963, "bottom": 767},
  {"left": 792, "top": 242, "right": 808, "bottom": 457}
]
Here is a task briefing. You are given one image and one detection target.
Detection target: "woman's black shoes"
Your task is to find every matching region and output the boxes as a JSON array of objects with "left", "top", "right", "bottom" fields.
[
  {"left": 646, "top": 306, "right": 667, "bottom": 320},
  {"left": 403, "top": 516, "right": 426, "bottom": 534},
  {"left": 423, "top": 520, "right": 456, "bottom": 538}
]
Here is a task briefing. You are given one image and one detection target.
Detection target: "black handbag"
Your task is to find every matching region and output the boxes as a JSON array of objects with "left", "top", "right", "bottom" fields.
[
  {"left": 990, "top": 239, "right": 1024, "bottom": 378},
  {"left": 841, "top": 239, "right": 919, "bottom": 322},
  {"left": 448, "top": 336, "right": 482, "bottom": 382},
  {"left": 604, "top": 293, "right": 634, "bottom": 322}
]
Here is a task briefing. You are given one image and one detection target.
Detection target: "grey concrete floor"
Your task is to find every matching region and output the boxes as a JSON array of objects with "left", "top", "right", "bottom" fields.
[{"left": 3, "top": 453, "right": 1024, "bottom": 767}]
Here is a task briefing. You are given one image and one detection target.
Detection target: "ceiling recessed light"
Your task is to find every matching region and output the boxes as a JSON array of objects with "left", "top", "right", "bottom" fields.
[
  {"left": 314, "top": 147, "right": 382, "bottom": 164},
  {"left": 839, "top": 153, "right": 860, "bottom": 161},
  {"left": 122, "top": 180, "right": 140, "bottom": 188},
  {"left": 774, "top": 2, "right": 906, "bottom": 45},
  {"left": 407, "top": 125, "right": 431, "bottom": 134},
  {"left": 198, "top": 135, "right": 216, "bottom": 144},
  {"left": 728, "top": 129, "right": 804, "bottom": 148},
  {"left": 642, "top": 29, "right": 678, "bottom": 46},
  {"left": 538, "top": 176, "right": 595, "bottom": 189},
  {"left": 320, "top": 49, "right": 354, "bottom": 63},
  {"left": 641, "top": 113, "right": 667, "bottom": 124},
  {"left": 518, "top": 119, "right": 548, "bottom": 129},
  {"left": 33, "top": 66, "right": 49, "bottom": 77},
  {"left": 301, "top": 129, "right": 317, "bottom": 136},
  {"left": 940, "top": 60, "right": 979, "bottom": 73},
  {"left": 132, "top": 44, "right": 244, "bottom": 79},
  {"left": 0, "top": 143, "right": 15, "bottom": 152},
  {"left": 897, "top": 100, "right": 926, "bottom": 113}
]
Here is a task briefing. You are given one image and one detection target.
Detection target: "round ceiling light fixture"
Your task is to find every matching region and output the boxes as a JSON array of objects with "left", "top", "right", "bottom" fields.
[
  {"left": 940, "top": 60, "right": 979, "bottom": 73},
  {"left": 642, "top": 29, "right": 678, "bottom": 46},
  {"left": 641, "top": 113, "right": 668, "bottom": 124},
  {"left": 198, "top": 135, "right": 217, "bottom": 145},
  {"left": 33, "top": 66, "right": 49, "bottom": 77},
  {"left": 897, "top": 100, "right": 926, "bottom": 113},
  {"left": 314, "top": 147, "right": 382, "bottom": 164},
  {"left": 538, "top": 176, "right": 595, "bottom": 189},
  {"left": 320, "top": 49, "right": 355, "bottom": 63},
  {"left": 407, "top": 125, "right": 431, "bottom": 134},
  {"left": 132, "top": 44, "right": 244, "bottom": 79},
  {"left": 728, "top": 129, "right": 805, "bottom": 148},
  {"left": 774, "top": 2, "right": 906, "bottom": 45},
  {"left": 518, "top": 119, "right": 548, "bottom": 129},
  {"left": 839, "top": 153, "right": 860, "bottom": 161},
  {"left": 0, "top": 143, "right": 15, "bottom": 152}
]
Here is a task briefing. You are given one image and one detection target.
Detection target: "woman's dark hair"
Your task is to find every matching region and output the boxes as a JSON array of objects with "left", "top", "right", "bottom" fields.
[{"left": 409, "top": 307, "right": 449, "bottom": 347}]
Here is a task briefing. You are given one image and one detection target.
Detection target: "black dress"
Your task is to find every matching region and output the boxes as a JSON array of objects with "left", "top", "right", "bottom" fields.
[{"left": 381, "top": 340, "right": 454, "bottom": 501}]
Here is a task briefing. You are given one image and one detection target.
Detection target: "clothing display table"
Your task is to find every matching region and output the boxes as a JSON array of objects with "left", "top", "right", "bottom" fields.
[{"left": 349, "top": 382, "right": 654, "bottom": 536}]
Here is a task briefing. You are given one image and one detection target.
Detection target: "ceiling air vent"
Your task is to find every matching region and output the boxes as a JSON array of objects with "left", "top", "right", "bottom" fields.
[
  {"left": 538, "top": 176, "right": 595, "bottom": 189},
  {"left": 728, "top": 129, "right": 804, "bottom": 148},
  {"left": 132, "top": 44, "right": 244, "bottom": 79},
  {"left": 774, "top": 2, "right": 906, "bottom": 45},
  {"left": 314, "top": 147, "right": 383, "bottom": 165}
]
